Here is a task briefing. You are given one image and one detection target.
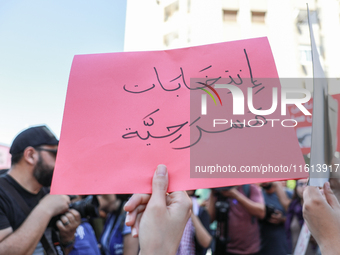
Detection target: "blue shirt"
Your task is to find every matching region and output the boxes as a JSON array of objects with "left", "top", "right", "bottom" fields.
[
  {"left": 260, "top": 189, "right": 293, "bottom": 255},
  {"left": 100, "top": 213, "right": 131, "bottom": 255},
  {"left": 69, "top": 221, "right": 101, "bottom": 255}
]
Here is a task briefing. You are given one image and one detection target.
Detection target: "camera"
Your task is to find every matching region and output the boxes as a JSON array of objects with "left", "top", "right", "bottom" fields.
[
  {"left": 48, "top": 195, "right": 99, "bottom": 229},
  {"left": 213, "top": 191, "right": 231, "bottom": 255},
  {"left": 215, "top": 200, "right": 229, "bottom": 222},
  {"left": 69, "top": 195, "right": 99, "bottom": 219},
  {"left": 264, "top": 204, "right": 276, "bottom": 220}
]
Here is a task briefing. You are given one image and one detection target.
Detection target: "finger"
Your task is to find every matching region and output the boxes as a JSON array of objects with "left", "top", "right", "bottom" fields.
[
  {"left": 68, "top": 209, "right": 81, "bottom": 220},
  {"left": 167, "top": 191, "right": 192, "bottom": 219},
  {"left": 124, "top": 194, "right": 151, "bottom": 212},
  {"left": 303, "top": 186, "right": 323, "bottom": 206},
  {"left": 149, "top": 164, "right": 168, "bottom": 206},
  {"left": 125, "top": 204, "right": 146, "bottom": 226},
  {"left": 70, "top": 208, "right": 81, "bottom": 219},
  {"left": 131, "top": 212, "right": 143, "bottom": 238},
  {"left": 60, "top": 215, "right": 70, "bottom": 226},
  {"left": 64, "top": 212, "right": 76, "bottom": 224},
  {"left": 56, "top": 220, "right": 67, "bottom": 232},
  {"left": 67, "top": 209, "right": 81, "bottom": 227},
  {"left": 323, "top": 182, "right": 340, "bottom": 209},
  {"left": 167, "top": 191, "right": 191, "bottom": 207},
  {"left": 166, "top": 191, "right": 183, "bottom": 205},
  {"left": 270, "top": 214, "right": 278, "bottom": 220},
  {"left": 166, "top": 192, "right": 173, "bottom": 206},
  {"left": 303, "top": 186, "right": 328, "bottom": 214}
]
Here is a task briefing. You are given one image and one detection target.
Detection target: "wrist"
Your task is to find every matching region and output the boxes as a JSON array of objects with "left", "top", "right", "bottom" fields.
[
  {"left": 232, "top": 190, "right": 241, "bottom": 200},
  {"left": 60, "top": 231, "right": 76, "bottom": 245},
  {"left": 61, "top": 236, "right": 75, "bottom": 249},
  {"left": 38, "top": 202, "right": 54, "bottom": 218}
]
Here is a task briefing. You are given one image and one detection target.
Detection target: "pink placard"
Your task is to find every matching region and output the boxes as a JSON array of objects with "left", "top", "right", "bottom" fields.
[
  {"left": 51, "top": 37, "right": 307, "bottom": 195},
  {"left": 289, "top": 94, "right": 340, "bottom": 155}
]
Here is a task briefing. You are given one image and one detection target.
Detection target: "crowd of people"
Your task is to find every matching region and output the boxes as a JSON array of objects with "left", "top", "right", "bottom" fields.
[{"left": 0, "top": 125, "right": 339, "bottom": 255}]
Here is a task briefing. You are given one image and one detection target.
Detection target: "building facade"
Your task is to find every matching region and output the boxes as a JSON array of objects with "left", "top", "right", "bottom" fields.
[{"left": 124, "top": 0, "right": 340, "bottom": 93}]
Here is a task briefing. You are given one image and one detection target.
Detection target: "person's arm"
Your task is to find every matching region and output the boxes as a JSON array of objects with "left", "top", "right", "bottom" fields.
[
  {"left": 124, "top": 164, "right": 192, "bottom": 255},
  {"left": 123, "top": 233, "right": 139, "bottom": 255},
  {"left": 191, "top": 212, "right": 212, "bottom": 248},
  {"left": 303, "top": 182, "right": 340, "bottom": 255},
  {"left": 206, "top": 191, "right": 217, "bottom": 222},
  {"left": 0, "top": 195, "right": 71, "bottom": 255},
  {"left": 272, "top": 182, "right": 291, "bottom": 211},
  {"left": 222, "top": 187, "right": 265, "bottom": 219}
]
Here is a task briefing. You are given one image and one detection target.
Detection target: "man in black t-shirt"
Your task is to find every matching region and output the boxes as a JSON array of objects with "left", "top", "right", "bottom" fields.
[{"left": 0, "top": 126, "right": 81, "bottom": 255}]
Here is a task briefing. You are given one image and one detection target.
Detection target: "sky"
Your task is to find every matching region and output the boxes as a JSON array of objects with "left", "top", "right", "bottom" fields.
[{"left": 0, "top": 0, "right": 127, "bottom": 146}]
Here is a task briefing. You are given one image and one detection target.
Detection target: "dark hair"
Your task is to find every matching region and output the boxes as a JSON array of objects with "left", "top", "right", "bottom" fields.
[{"left": 11, "top": 152, "right": 24, "bottom": 165}]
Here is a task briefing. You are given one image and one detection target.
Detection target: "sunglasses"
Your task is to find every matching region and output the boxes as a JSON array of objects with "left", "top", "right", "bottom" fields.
[{"left": 34, "top": 147, "right": 58, "bottom": 157}]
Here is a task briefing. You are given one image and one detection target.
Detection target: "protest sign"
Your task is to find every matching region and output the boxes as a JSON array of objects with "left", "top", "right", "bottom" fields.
[
  {"left": 293, "top": 223, "right": 311, "bottom": 255},
  {"left": 307, "top": 6, "right": 338, "bottom": 187},
  {"left": 51, "top": 37, "right": 306, "bottom": 194},
  {"left": 288, "top": 94, "right": 340, "bottom": 155}
]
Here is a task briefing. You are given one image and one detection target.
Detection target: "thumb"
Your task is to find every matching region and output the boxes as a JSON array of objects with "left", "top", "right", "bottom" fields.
[
  {"left": 324, "top": 182, "right": 340, "bottom": 209},
  {"left": 149, "top": 164, "right": 168, "bottom": 205}
]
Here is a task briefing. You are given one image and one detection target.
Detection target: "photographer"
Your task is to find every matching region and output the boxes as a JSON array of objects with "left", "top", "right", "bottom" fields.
[
  {"left": 68, "top": 195, "right": 101, "bottom": 255},
  {"left": 207, "top": 185, "right": 265, "bottom": 255},
  {"left": 260, "top": 182, "right": 292, "bottom": 255},
  {"left": 98, "top": 194, "right": 139, "bottom": 255},
  {"left": 0, "top": 126, "right": 81, "bottom": 255}
]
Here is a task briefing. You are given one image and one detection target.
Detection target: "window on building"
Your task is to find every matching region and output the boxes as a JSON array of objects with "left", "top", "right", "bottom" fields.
[
  {"left": 299, "top": 45, "right": 312, "bottom": 65},
  {"left": 164, "top": 1, "right": 179, "bottom": 22},
  {"left": 164, "top": 31, "right": 179, "bottom": 46},
  {"left": 297, "top": 10, "right": 318, "bottom": 25},
  {"left": 296, "top": 10, "right": 318, "bottom": 34},
  {"left": 251, "top": 11, "right": 266, "bottom": 23},
  {"left": 223, "top": 10, "right": 238, "bottom": 22}
]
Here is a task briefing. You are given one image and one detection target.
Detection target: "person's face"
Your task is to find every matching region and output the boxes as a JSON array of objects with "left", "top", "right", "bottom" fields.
[
  {"left": 97, "top": 194, "right": 118, "bottom": 213},
  {"left": 296, "top": 178, "right": 308, "bottom": 199},
  {"left": 33, "top": 145, "right": 58, "bottom": 187}
]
